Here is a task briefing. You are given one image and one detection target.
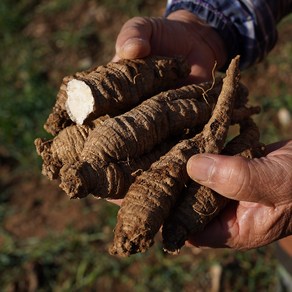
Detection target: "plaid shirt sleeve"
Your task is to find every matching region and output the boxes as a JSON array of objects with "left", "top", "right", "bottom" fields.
[{"left": 165, "top": 0, "right": 292, "bottom": 69}]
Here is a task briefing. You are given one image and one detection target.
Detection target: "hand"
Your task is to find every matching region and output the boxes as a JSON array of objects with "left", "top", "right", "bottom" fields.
[
  {"left": 112, "top": 10, "right": 227, "bottom": 83},
  {"left": 108, "top": 10, "right": 226, "bottom": 205},
  {"left": 186, "top": 140, "right": 292, "bottom": 249}
]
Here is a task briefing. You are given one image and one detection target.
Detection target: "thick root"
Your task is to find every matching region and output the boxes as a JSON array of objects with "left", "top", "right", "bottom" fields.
[
  {"left": 35, "top": 117, "right": 108, "bottom": 180},
  {"left": 59, "top": 138, "right": 178, "bottom": 199},
  {"left": 65, "top": 56, "right": 190, "bottom": 125}
]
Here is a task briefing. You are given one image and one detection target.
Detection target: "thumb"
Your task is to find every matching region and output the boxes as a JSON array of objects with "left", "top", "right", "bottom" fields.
[
  {"left": 186, "top": 153, "right": 290, "bottom": 207},
  {"left": 113, "top": 17, "right": 152, "bottom": 61}
]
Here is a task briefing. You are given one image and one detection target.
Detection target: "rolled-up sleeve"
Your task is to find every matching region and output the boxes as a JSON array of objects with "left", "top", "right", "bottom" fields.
[{"left": 165, "top": 0, "right": 292, "bottom": 69}]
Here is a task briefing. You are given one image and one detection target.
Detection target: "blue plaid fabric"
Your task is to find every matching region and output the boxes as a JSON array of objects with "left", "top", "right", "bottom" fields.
[{"left": 165, "top": 0, "right": 292, "bottom": 69}]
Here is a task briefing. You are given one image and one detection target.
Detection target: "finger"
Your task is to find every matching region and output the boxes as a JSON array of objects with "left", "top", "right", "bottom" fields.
[
  {"left": 186, "top": 153, "right": 291, "bottom": 206},
  {"left": 115, "top": 17, "right": 152, "bottom": 59}
]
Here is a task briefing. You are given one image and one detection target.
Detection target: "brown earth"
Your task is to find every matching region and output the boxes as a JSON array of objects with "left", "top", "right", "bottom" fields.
[{"left": 0, "top": 153, "right": 105, "bottom": 242}]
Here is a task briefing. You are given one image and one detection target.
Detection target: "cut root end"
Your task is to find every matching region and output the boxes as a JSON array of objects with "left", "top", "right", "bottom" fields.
[{"left": 66, "top": 79, "right": 95, "bottom": 125}]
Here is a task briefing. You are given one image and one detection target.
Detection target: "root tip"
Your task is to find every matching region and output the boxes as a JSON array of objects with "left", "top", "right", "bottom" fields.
[
  {"left": 59, "top": 162, "right": 90, "bottom": 199},
  {"left": 110, "top": 224, "right": 154, "bottom": 257}
]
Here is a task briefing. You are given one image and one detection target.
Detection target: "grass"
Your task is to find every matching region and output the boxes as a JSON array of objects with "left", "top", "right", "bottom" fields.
[
  {"left": 0, "top": 0, "right": 55, "bottom": 170},
  {"left": 0, "top": 0, "right": 291, "bottom": 291},
  {"left": 0, "top": 227, "right": 279, "bottom": 291}
]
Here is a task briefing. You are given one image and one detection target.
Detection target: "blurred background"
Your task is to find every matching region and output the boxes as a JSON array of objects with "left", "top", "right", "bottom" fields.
[{"left": 0, "top": 0, "right": 291, "bottom": 291}]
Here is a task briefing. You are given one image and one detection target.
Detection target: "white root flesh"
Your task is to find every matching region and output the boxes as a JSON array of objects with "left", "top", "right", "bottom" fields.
[{"left": 66, "top": 79, "right": 95, "bottom": 125}]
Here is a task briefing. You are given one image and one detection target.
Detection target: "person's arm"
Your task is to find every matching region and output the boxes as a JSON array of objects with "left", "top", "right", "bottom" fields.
[{"left": 166, "top": 0, "right": 292, "bottom": 69}]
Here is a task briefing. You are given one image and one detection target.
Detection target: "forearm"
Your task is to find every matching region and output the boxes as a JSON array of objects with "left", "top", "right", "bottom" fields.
[{"left": 165, "top": 0, "right": 292, "bottom": 69}]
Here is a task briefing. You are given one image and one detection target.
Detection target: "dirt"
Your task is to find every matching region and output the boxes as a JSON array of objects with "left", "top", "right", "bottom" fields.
[{"left": 1, "top": 158, "right": 101, "bottom": 242}]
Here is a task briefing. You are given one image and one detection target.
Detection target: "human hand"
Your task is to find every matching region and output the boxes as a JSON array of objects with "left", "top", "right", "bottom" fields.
[
  {"left": 186, "top": 140, "right": 292, "bottom": 249},
  {"left": 112, "top": 10, "right": 227, "bottom": 83},
  {"left": 107, "top": 10, "right": 227, "bottom": 206}
]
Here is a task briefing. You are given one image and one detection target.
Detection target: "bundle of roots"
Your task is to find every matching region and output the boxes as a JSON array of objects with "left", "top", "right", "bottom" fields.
[{"left": 35, "top": 55, "right": 265, "bottom": 257}]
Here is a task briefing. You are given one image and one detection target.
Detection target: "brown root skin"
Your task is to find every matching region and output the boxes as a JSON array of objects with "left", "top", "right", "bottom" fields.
[
  {"left": 222, "top": 118, "right": 265, "bottom": 156},
  {"left": 109, "top": 228, "right": 155, "bottom": 257},
  {"left": 162, "top": 185, "right": 229, "bottom": 255},
  {"left": 233, "top": 82, "right": 249, "bottom": 107},
  {"left": 35, "top": 117, "right": 108, "bottom": 180},
  {"left": 59, "top": 79, "right": 229, "bottom": 200},
  {"left": 79, "top": 82, "right": 221, "bottom": 165},
  {"left": 35, "top": 125, "right": 90, "bottom": 180},
  {"left": 59, "top": 138, "right": 179, "bottom": 199},
  {"left": 231, "top": 106, "right": 261, "bottom": 124},
  {"left": 35, "top": 138, "right": 61, "bottom": 180},
  {"left": 60, "top": 161, "right": 131, "bottom": 200},
  {"left": 59, "top": 162, "right": 96, "bottom": 199},
  {"left": 44, "top": 76, "right": 73, "bottom": 136},
  {"left": 162, "top": 118, "right": 266, "bottom": 255},
  {"left": 109, "top": 56, "right": 240, "bottom": 257},
  {"left": 44, "top": 110, "right": 72, "bottom": 137},
  {"left": 65, "top": 56, "right": 191, "bottom": 125},
  {"left": 163, "top": 192, "right": 227, "bottom": 255},
  {"left": 109, "top": 144, "right": 193, "bottom": 256}
]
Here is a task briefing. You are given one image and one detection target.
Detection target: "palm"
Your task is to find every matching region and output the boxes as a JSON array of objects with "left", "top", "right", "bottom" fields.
[
  {"left": 113, "top": 12, "right": 226, "bottom": 83},
  {"left": 188, "top": 201, "right": 290, "bottom": 249},
  {"left": 146, "top": 18, "right": 217, "bottom": 83}
]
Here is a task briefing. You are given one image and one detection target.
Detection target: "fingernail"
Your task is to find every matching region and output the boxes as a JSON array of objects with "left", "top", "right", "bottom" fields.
[
  {"left": 111, "top": 55, "right": 120, "bottom": 62},
  {"left": 187, "top": 155, "right": 215, "bottom": 182},
  {"left": 119, "top": 38, "right": 149, "bottom": 59},
  {"left": 121, "top": 38, "right": 142, "bottom": 49}
]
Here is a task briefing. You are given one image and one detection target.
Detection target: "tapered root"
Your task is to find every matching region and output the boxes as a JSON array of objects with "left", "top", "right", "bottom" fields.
[{"left": 162, "top": 117, "right": 266, "bottom": 254}]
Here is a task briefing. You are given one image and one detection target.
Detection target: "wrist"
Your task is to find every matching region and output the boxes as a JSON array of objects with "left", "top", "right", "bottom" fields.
[{"left": 166, "top": 10, "right": 227, "bottom": 70}]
